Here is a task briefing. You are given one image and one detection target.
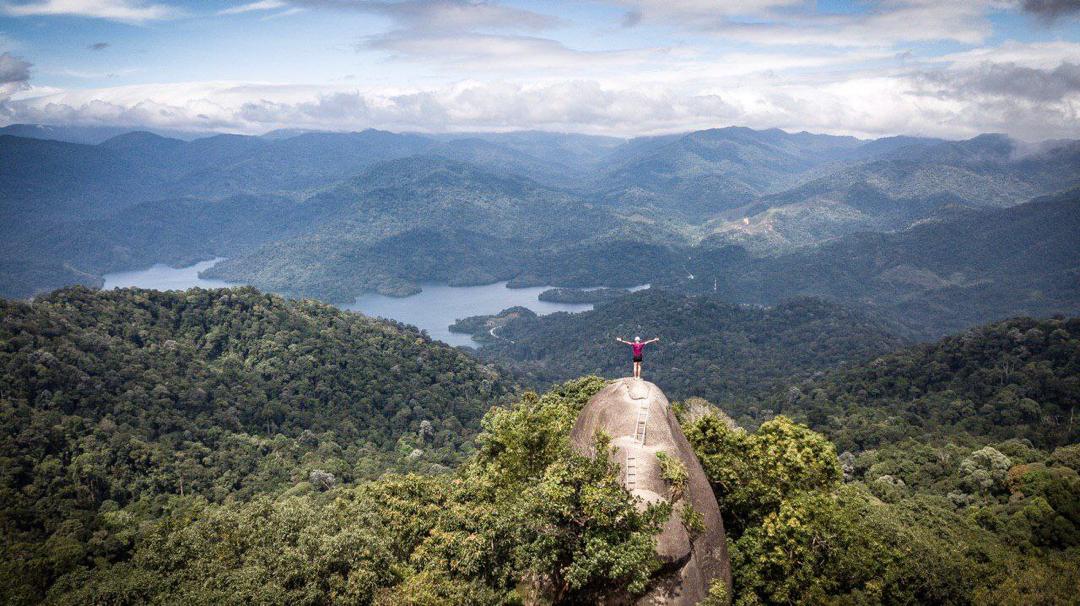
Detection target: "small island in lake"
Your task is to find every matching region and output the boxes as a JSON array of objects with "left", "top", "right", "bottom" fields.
[
  {"left": 449, "top": 306, "right": 537, "bottom": 343},
  {"left": 538, "top": 287, "right": 631, "bottom": 304}
]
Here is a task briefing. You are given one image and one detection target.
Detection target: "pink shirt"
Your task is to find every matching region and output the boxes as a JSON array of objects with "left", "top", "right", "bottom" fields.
[{"left": 631, "top": 342, "right": 647, "bottom": 356}]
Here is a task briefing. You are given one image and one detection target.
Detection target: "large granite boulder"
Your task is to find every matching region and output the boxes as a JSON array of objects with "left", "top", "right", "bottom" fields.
[{"left": 570, "top": 378, "right": 731, "bottom": 605}]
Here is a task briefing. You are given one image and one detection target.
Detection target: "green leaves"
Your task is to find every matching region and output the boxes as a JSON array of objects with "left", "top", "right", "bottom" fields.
[
  {"left": 510, "top": 433, "right": 667, "bottom": 601},
  {"left": 655, "top": 451, "right": 689, "bottom": 502},
  {"left": 0, "top": 288, "right": 515, "bottom": 602},
  {"left": 685, "top": 414, "right": 841, "bottom": 536}
]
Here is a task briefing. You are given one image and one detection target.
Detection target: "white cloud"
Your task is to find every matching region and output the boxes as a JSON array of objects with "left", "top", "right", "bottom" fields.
[
  {"left": 613, "top": 0, "right": 804, "bottom": 21},
  {"left": 287, "top": 0, "right": 558, "bottom": 32},
  {"left": 0, "top": 0, "right": 179, "bottom": 22},
  {"left": 614, "top": 0, "right": 995, "bottom": 47},
  {"left": 5, "top": 45, "right": 1079, "bottom": 141},
  {"left": 218, "top": 0, "right": 286, "bottom": 15},
  {"left": 935, "top": 40, "right": 1080, "bottom": 69},
  {"left": 1, "top": 3, "right": 1076, "bottom": 141},
  {"left": 363, "top": 32, "right": 658, "bottom": 71},
  {"left": 0, "top": 52, "right": 32, "bottom": 97}
]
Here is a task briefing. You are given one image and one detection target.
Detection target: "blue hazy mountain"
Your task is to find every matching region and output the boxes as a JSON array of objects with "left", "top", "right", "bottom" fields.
[{"left": 2, "top": 125, "right": 1077, "bottom": 339}]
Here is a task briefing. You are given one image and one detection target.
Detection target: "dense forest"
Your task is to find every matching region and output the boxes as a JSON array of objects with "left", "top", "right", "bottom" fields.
[
  {"left": 469, "top": 290, "right": 907, "bottom": 404},
  {"left": 10, "top": 374, "right": 1078, "bottom": 605},
  {"left": 0, "top": 287, "right": 513, "bottom": 602},
  {"left": 662, "top": 189, "right": 1080, "bottom": 340},
  {"left": 681, "top": 410, "right": 1079, "bottom": 605},
  {"left": 538, "top": 287, "right": 633, "bottom": 304},
  {"left": 761, "top": 316, "right": 1080, "bottom": 450},
  {"left": 0, "top": 286, "right": 1077, "bottom": 603}
]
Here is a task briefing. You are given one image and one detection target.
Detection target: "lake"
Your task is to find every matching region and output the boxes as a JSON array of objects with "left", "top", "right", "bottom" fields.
[
  {"left": 103, "top": 258, "right": 233, "bottom": 291},
  {"left": 103, "top": 260, "right": 643, "bottom": 347}
]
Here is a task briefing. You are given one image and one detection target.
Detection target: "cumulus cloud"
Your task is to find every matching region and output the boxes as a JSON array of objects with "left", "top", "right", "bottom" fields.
[
  {"left": 0, "top": 0, "right": 179, "bottom": 22},
  {"left": 610, "top": 0, "right": 994, "bottom": 47},
  {"left": 5, "top": 45, "right": 1079, "bottom": 141},
  {"left": 3, "top": 3, "right": 1077, "bottom": 141},
  {"left": 916, "top": 61, "right": 1080, "bottom": 101},
  {"left": 0, "top": 52, "right": 32, "bottom": 97},
  {"left": 1020, "top": 0, "right": 1080, "bottom": 22}
]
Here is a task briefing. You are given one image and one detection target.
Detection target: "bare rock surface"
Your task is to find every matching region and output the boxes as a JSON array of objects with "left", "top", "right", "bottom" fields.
[{"left": 570, "top": 378, "right": 731, "bottom": 605}]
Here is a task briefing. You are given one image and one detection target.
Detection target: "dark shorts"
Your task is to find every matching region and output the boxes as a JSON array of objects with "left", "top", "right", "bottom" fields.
[{"left": 633, "top": 355, "right": 643, "bottom": 363}]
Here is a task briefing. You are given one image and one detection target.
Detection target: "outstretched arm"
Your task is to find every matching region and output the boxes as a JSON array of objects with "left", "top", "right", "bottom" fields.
[
  {"left": 615, "top": 338, "right": 629, "bottom": 344},
  {"left": 647, "top": 337, "right": 660, "bottom": 344}
]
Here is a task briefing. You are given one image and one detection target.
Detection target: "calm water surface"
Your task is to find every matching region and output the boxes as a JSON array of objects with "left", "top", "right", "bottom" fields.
[
  {"left": 344, "top": 283, "right": 592, "bottom": 347},
  {"left": 103, "top": 258, "right": 233, "bottom": 290},
  {"left": 103, "top": 260, "right": 642, "bottom": 347}
]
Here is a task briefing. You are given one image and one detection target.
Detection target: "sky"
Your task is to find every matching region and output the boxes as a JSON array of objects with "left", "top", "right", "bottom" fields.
[{"left": 0, "top": 0, "right": 1078, "bottom": 139}]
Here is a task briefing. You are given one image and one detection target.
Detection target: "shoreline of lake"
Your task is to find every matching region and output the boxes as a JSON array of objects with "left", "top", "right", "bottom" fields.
[{"left": 102, "top": 260, "right": 647, "bottom": 348}]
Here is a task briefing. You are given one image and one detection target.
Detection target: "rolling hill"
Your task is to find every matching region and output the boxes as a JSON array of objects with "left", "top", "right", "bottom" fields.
[
  {"left": 467, "top": 290, "right": 907, "bottom": 405},
  {"left": 667, "top": 189, "right": 1080, "bottom": 338},
  {"left": 0, "top": 285, "right": 516, "bottom": 601},
  {"left": 3, "top": 125, "right": 1077, "bottom": 342}
]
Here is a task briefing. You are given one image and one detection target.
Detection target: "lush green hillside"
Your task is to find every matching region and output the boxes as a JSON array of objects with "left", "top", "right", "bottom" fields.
[
  {"left": 0, "top": 130, "right": 623, "bottom": 299},
  {"left": 202, "top": 156, "right": 639, "bottom": 301},
  {"left": 2, "top": 284, "right": 1077, "bottom": 604},
  {"left": 703, "top": 136, "right": 1080, "bottom": 252},
  {"left": 19, "top": 374, "right": 1077, "bottom": 605},
  {"left": 765, "top": 315, "right": 1080, "bottom": 451},
  {"left": 0, "top": 193, "right": 307, "bottom": 299},
  {"left": 681, "top": 412, "right": 1079, "bottom": 605},
  {"left": 0, "top": 287, "right": 513, "bottom": 601},
  {"left": 589, "top": 127, "right": 867, "bottom": 220},
  {"left": 665, "top": 190, "right": 1080, "bottom": 339},
  {"left": 469, "top": 290, "right": 907, "bottom": 405},
  {"left": 538, "top": 287, "right": 632, "bottom": 304}
]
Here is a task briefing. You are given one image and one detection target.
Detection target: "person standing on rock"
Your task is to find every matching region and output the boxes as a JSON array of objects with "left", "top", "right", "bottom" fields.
[{"left": 616, "top": 336, "right": 659, "bottom": 379}]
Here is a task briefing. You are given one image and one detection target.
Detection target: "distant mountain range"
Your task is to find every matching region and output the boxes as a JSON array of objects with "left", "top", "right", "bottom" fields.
[
  {"left": 669, "top": 189, "right": 1080, "bottom": 339},
  {"left": 2, "top": 124, "right": 1078, "bottom": 337},
  {"left": 0, "top": 123, "right": 217, "bottom": 144}
]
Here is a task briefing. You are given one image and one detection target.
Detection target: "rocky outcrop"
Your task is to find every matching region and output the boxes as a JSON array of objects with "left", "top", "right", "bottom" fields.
[{"left": 570, "top": 378, "right": 731, "bottom": 605}]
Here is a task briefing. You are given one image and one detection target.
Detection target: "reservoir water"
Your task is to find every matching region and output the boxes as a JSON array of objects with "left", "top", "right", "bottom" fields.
[
  {"left": 342, "top": 284, "right": 591, "bottom": 347},
  {"left": 103, "top": 260, "right": 642, "bottom": 347},
  {"left": 103, "top": 258, "right": 233, "bottom": 291}
]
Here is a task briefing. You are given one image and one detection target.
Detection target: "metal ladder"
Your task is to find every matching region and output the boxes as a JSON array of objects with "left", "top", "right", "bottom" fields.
[
  {"left": 634, "top": 401, "right": 650, "bottom": 444},
  {"left": 624, "top": 401, "right": 651, "bottom": 488}
]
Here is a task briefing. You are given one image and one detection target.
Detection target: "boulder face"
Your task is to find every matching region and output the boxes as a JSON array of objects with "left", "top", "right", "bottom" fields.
[{"left": 570, "top": 378, "right": 732, "bottom": 605}]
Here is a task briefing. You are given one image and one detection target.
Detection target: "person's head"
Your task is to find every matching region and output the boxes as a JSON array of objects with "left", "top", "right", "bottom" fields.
[{"left": 634, "top": 336, "right": 641, "bottom": 342}]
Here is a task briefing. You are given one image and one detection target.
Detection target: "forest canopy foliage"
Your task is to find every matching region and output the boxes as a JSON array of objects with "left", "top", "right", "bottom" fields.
[
  {"left": 0, "top": 287, "right": 513, "bottom": 602},
  {"left": 472, "top": 290, "right": 907, "bottom": 405},
  {"left": 10, "top": 377, "right": 676, "bottom": 605},
  {"left": 766, "top": 316, "right": 1080, "bottom": 451},
  {"left": 1, "top": 285, "right": 1078, "bottom": 604},
  {"left": 680, "top": 412, "right": 1079, "bottom": 605}
]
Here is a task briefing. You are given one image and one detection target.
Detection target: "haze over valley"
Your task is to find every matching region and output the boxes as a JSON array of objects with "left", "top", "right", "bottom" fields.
[
  {"left": 3, "top": 1, "right": 1080, "bottom": 604},
  {"left": 3, "top": 124, "right": 1079, "bottom": 341}
]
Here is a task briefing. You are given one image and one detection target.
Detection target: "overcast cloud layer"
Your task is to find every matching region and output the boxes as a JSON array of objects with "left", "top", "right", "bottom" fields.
[{"left": 1, "top": 0, "right": 1079, "bottom": 139}]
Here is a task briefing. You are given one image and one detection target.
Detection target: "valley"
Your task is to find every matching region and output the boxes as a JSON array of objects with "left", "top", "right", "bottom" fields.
[
  {"left": 98, "top": 259, "right": 609, "bottom": 347},
  {"left": 4, "top": 126, "right": 1077, "bottom": 343},
  {"left": 5, "top": 2, "right": 1080, "bottom": 603},
  {"left": 2, "top": 123, "right": 1079, "bottom": 606}
]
